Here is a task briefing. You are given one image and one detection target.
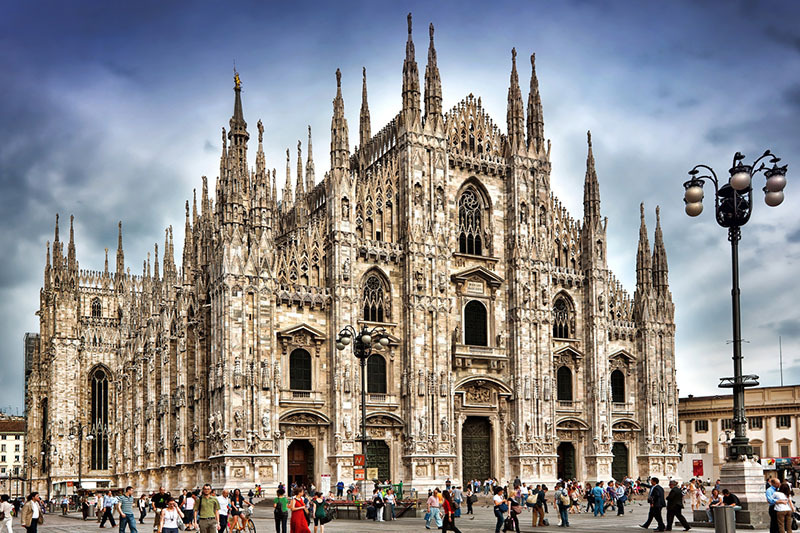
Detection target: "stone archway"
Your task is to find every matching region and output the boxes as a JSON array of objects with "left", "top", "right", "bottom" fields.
[{"left": 287, "top": 439, "right": 314, "bottom": 488}]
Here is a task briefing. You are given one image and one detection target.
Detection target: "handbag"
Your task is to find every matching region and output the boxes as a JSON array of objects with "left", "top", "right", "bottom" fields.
[
  {"left": 792, "top": 517, "right": 798, "bottom": 531},
  {"left": 511, "top": 504, "right": 524, "bottom": 514},
  {"left": 470, "top": 494, "right": 479, "bottom": 504},
  {"left": 498, "top": 502, "right": 509, "bottom": 513},
  {"left": 503, "top": 516, "right": 515, "bottom": 531},
  {"left": 176, "top": 515, "right": 186, "bottom": 531},
  {"left": 423, "top": 511, "right": 431, "bottom": 521}
]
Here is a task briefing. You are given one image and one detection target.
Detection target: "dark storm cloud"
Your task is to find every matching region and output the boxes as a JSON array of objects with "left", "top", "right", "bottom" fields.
[{"left": 1, "top": 0, "right": 799, "bottom": 410}]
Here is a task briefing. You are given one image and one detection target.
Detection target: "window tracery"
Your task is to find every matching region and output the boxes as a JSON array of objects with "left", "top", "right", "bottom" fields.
[
  {"left": 553, "top": 296, "right": 574, "bottom": 339},
  {"left": 458, "top": 188, "right": 484, "bottom": 255},
  {"left": 363, "top": 274, "right": 389, "bottom": 322}
]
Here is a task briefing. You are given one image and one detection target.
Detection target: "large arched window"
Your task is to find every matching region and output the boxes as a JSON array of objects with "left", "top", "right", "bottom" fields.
[
  {"left": 367, "top": 354, "right": 387, "bottom": 394},
  {"left": 363, "top": 273, "right": 389, "bottom": 322},
  {"left": 458, "top": 188, "right": 484, "bottom": 255},
  {"left": 464, "top": 300, "right": 488, "bottom": 346},
  {"left": 90, "top": 367, "right": 109, "bottom": 470},
  {"left": 611, "top": 369, "right": 625, "bottom": 403},
  {"left": 91, "top": 298, "right": 102, "bottom": 318},
  {"left": 557, "top": 366, "right": 573, "bottom": 401},
  {"left": 552, "top": 296, "right": 573, "bottom": 339},
  {"left": 289, "top": 349, "right": 312, "bottom": 391}
]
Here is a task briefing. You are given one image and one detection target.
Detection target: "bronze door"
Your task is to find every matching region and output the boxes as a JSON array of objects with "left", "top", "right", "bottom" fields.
[
  {"left": 461, "top": 417, "right": 491, "bottom": 483},
  {"left": 366, "top": 440, "right": 391, "bottom": 481},
  {"left": 288, "top": 439, "right": 314, "bottom": 488},
  {"left": 557, "top": 442, "right": 576, "bottom": 480},
  {"left": 612, "top": 442, "right": 628, "bottom": 481}
]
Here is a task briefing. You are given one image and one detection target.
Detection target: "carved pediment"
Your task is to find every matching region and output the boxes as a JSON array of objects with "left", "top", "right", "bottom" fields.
[
  {"left": 366, "top": 413, "right": 404, "bottom": 427},
  {"left": 554, "top": 345, "right": 583, "bottom": 360},
  {"left": 278, "top": 322, "right": 325, "bottom": 342},
  {"left": 279, "top": 410, "right": 330, "bottom": 426},
  {"left": 609, "top": 349, "right": 635, "bottom": 364},
  {"left": 612, "top": 419, "right": 642, "bottom": 431},
  {"left": 556, "top": 417, "right": 589, "bottom": 430},
  {"left": 451, "top": 266, "right": 504, "bottom": 288}
]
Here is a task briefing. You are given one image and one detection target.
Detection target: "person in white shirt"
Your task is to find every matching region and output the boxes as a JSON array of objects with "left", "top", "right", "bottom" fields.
[
  {"left": 0, "top": 495, "right": 14, "bottom": 533},
  {"left": 217, "top": 490, "right": 230, "bottom": 533},
  {"left": 774, "top": 482, "right": 795, "bottom": 533},
  {"left": 159, "top": 497, "right": 185, "bottom": 533}
]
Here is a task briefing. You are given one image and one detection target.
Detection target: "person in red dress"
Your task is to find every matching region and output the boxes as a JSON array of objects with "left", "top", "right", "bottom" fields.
[
  {"left": 441, "top": 490, "right": 463, "bottom": 533},
  {"left": 289, "top": 488, "right": 311, "bottom": 533}
]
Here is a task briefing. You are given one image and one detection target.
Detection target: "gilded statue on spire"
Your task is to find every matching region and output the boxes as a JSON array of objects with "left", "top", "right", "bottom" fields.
[{"left": 234, "top": 70, "right": 242, "bottom": 89}]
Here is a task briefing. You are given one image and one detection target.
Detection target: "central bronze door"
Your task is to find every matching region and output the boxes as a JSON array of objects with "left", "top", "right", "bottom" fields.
[
  {"left": 288, "top": 439, "right": 314, "bottom": 488},
  {"left": 366, "top": 440, "right": 391, "bottom": 481},
  {"left": 461, "top": 417, "right": 491, "bottom": 482}
]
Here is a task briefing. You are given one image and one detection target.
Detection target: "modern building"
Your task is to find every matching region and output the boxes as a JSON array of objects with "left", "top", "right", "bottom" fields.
[
  {"left": 0, "top": 416, "right": 26, "bottom": 497},
  {"left": 678, "top": 385, "right": 800, "bottom": 480},
  {"left": 25, "top": 15, "right": 679, "bottom": 494}
]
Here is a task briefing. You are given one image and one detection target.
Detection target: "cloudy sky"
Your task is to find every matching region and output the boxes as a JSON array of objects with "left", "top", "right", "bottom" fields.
[{"left": 1, "top": 0, "right": 798, "bottom": 412}]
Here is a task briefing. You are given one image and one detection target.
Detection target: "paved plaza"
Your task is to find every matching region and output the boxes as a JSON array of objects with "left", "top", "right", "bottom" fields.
[{"left": 2, "top": 502, "right": 771, "bottom": 533}]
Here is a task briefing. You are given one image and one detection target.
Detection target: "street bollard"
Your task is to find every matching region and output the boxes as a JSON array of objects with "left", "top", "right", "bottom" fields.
[{"left": 712, "top": 506, "right": 736, "bottom": 533}]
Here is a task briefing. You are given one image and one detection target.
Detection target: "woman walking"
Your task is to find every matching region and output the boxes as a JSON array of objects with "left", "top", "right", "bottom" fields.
[
  {"left": 158, "top": 497, "right": 184, "bottom": 533},
  {"left": 311, "top": 492, "right": 327, "bottom": 533},
  {"left": 183, "top": 490, "right": 196, "bottom": 531},
  {"left": 273, "top": 487, "right": 289, "bottom": 533},
  {"left": 288, "top": 488, "right": 311, "bottom": 533},
  {"left": 441, "top": 490, "right": 463, "bottom": 533},
  {"left": 492, "top": 487, "right": 507, "bottom": 533},
  {"left": 774, "top": 483, "right": 795, "bottom": 533},
  {"left": 138, "top": 494, "right": 149, "bottom": 524}
]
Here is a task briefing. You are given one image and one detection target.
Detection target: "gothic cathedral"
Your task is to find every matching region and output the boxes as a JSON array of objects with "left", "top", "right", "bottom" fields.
[{"left": 26, "top": 15, "right": 679, "bottom": 493}]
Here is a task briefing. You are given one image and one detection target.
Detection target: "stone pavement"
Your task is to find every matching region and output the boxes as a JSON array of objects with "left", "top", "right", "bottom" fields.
[{"left": 7, "top": 503, "right": 771, "bottom": 532}]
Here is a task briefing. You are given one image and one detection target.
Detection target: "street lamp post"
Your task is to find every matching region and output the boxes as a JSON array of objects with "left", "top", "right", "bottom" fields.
[
  {"left": 334, "top": 326, "right": 390, "bottom": 466},
  {"left": 683, "top": 149, "right": 788, "bottom": 459},
  {"left": 68, "top": 421, "right": 95, "bottom": 491}
]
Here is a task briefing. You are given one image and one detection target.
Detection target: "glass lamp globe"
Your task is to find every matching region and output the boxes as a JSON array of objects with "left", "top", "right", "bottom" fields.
[
  {"left": 685, "top": 202, "right": 703, "bottom": 217},
  {"left": 765, "top": 191, "right": 784, "bottom": 207},
  {"left": 730, "top": 169, "right": 751, "bottom": 191},
  {"left": 361, "top": 334, "right": 372, "bottom": 345},
  {"left": 766, "top": 173, "right": 787, "bottom": 193},
  {"left": 87, "top": 434, "right": 94, "bottom": 441},
  {"left": 340, "top": 334, "right": 351, "bottom": 346},
  {"left": 379, "top": 337, "right": 390, "bottom": 346},
  {"left": 684, "top": 185, "right": 704, "bottom": 203},
  {"left": 336, "top": 342, "right": 345, "bottom": 351}
]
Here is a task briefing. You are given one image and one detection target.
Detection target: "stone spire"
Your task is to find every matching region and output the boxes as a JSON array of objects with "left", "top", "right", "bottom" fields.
[
  {"left": 635, "top": 203, "right": 652, "bottom": 294},
  {"left": 283, "top": 148, "right": 293, "bottom": 209},
  {"left": 255, "top": 119, "right": 266, "bottom": 177},
  {"left": 67, "top": 214, "right": 77, "bottom": 273},
  {"left": 295, "top": 140, "right": 304, "bottom": 202},
  {"left": 359, "top": 67, "right": 371, "bottom": 148},
  {"left": 330, "top": 69, "right": 350, "bottom": 170},
  {"left": 526, "top": 53, "right": 545, "bottom": 153},
  {"left": 652, "top": 206, "right": 670, "bottom": 297},
  {"left": 227, "top": 70, "right": 249, "bottom": 175},
  {"left": 153, "top": 242, "right": 160, "bottom": 282},
  {"left": 424, "top": 23, "right": 442, "bottom": 122},
  {"left": 583, "top": 131, "right": 601, "bottom": 226},
  {"left": 104, "top": 248, "right": 109, "bottom": 274},
  {"left": 305, "top": 125, "right": 315, "bottom": 191},
  {"left": 271, "top": 169, "right": 278, "bottom": 208},
  {"left": 183, "top": 201, "right": 193, "bottom": 272},
  {"left": 115, "top": 221, "right": 124, "bottom": 276},
  {"left": 401, "top": 13, "right": 421, "bottom": 130},
  {"left": 506, "top": 48, "right": 525, "bottom": 153}
]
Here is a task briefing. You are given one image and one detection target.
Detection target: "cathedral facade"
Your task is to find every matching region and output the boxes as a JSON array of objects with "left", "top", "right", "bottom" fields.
[{"left": 26, "top": 16, "right": 679, "bottom": 494}]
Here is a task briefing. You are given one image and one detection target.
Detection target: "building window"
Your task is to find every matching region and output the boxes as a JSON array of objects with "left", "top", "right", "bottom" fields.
[
  {"left": 610, "top": 369, "right": 625, "bottom": 403},
  {"left": 777, "top": 416, "right": 792, "bottom": 429},
  {"left": 552, "top": 296, "right": 573, "bottom": 339},
  {"left": 557, "top": 366, "right": 573, "bottom": 401},
  {"left": 90, "top": 366, "right": 109, "bottom": 470},
  {"left": 0, "top": 445, "right": 4, "bottom": 452},
  {"left": 13, "top": 445, "right": 18, "bottom": 452},
  {"left": 91, "top": 298, "right": 102, "bottom": 318},
  {"left": 457, "top": 187, "right": 484, "bottom": 255},
  {"left": 721, "top": 419, "right": 734, "bottom": 430},
  {"left": 363, "top": 274, "right": 389, "bottom": 322},
  {"left": 780, "top": 444, "right": 791, "bottom": 458},
  {"left": 694, "top": 420, "right": 709, "bottom": 432},
  {"left": 14, "top": 456, "right": 18, "bottom": 462},
  {"left": 0, "top": 467, "right": 4, "bottom": 473},
  {"left": 696, "top": 445, "right": 707, "bottom": 454},
  {"left": 752, "top": 445, "right": 762, "bottom": 457},
  {"left": 367, "top": 354, "right": 387, "bottom": 394},
  {"left": 748, "top": 416, "right": 763, "bottom": 429},
  {"left": 463, "top": 300, "right": 488, "bottom": 346},
  {"left": 289, "top": 349, "right": 312, "bottom": 391},
  {"left": 0, "top": 456, "right": 4, "bottom": 463}
]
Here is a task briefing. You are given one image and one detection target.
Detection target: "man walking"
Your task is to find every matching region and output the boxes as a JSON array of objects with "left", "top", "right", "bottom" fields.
[
  {"left": 217, "top": 489, "right": 230, "bottom": 533},
  {"left": 666, "top": 479, "right": 691, "bottom": 531},
  {"left": 150, "top": 487, "right": 170, "bottom": 532},
  {"left": 197, "top": 484, "right": 221, "bottom": 533},
  {"left": 616, "top": 481, "right": 627, "bottom": 515},
  {"left": 767, "top": 477, "right": 781, "bottom": 533},
  {"left": 99, "top": 490, "right": 118, "bottom": 528},
  {"left": 116, "top": 486, "right": 138, "bottom": 533},
  {"left": 21, "top": 492, "right": 44, "bottom": 533},
  {"left": 640, "top": 477, "right": 666, "bottom": 531},
  {"left": 591, "top": 481, "right": 606, "bottom": 517}
]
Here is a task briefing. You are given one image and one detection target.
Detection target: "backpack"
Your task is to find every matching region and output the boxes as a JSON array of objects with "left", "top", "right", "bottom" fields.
[{"left": 559, "top": 491, "right": 571, "bottom": 506}]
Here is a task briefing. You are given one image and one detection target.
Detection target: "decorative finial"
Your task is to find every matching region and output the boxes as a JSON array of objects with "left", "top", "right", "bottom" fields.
[
  {"left": 587, "top": 130, "right": 592, "bottom": 147},
  {"left": 308, "top": 124, "right": 312, "bottom": 137},
  {"left": 640, "top": 202, "right": 645, "bottom": 220},
  {"left": 335, "top": 68, "right": 341, "bottom": 88},
  {"left": 233, "top": 61, "right": 241, "bottom": 89},
  {"left": 407, "top": 12, "right": 412, "bottom": 35},
  {"left": 531, "top": 52, "right": 536, "bottom": 68},
  {"left": 297, "top": 139, "right": 302, "bottom": 154},
  {"left": 257, "top": 119, "right": 264, "bottom": 143},
  {"left": 656, "top": 205, "right": 661, "bottom": 223},
  {"left": 286, "top": 148, "right": 290, "bottom": 161},
  {"left": 362, "top": 66, "right": 366, "bottom": 80},
  {"left": 512, "top": 47, "right": 517, "bottom": 64},
  {"left": 429, "top": 22, "right": 434, "bottom": 42}
]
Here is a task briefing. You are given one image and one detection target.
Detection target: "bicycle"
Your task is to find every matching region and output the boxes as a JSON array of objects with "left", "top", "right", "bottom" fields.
[{"left": 228, "top": 506, "right": 256, "bottom": 533}]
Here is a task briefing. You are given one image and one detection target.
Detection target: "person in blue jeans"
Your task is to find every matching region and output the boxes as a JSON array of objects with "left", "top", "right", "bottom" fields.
[
  {"left": 592, "top": 481, "right": 606, "bottom": 517},
  {"left": 115, "top": 486, "right": 138, "bottom": 533},
  {"left": 554, "top": 483, "right": 570, "bottom": 527},
  {"left": 492, "top": 487, "right": 507, "bottom": 533}
]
